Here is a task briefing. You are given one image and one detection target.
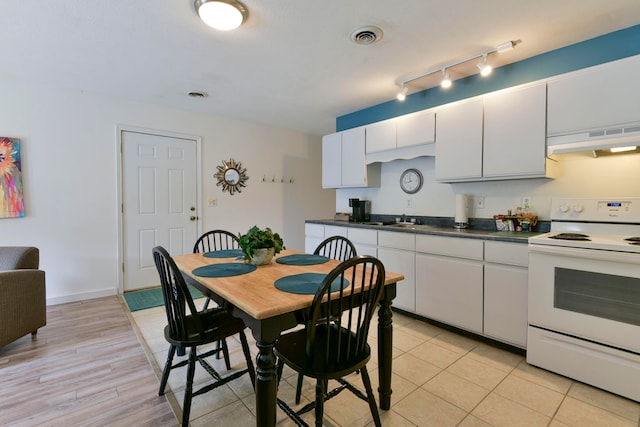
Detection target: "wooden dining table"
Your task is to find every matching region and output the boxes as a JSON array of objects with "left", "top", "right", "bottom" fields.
[{"left": 173, "top": 249, "right": 404, "bottom": 427}]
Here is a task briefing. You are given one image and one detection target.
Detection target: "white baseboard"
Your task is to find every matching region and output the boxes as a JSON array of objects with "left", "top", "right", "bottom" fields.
[{"left": 46, "top": 288, "right": 119, "bottom": 306}]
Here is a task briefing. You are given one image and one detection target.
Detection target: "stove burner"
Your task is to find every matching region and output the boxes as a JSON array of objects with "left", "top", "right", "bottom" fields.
[
  {"left": 549, "top": 233, "right": 591, "bottom": 241},
  {"left": 624, "top": 237, "right": 640, "bottom": 242}
]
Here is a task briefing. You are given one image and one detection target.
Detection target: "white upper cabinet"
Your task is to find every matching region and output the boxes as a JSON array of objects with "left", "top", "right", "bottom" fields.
[
  {"left": 436, "top": 82, "right": 553, "bottom": 182},
  {"left": 548, "top": 55, "right": 640, "bottom": 136},
  {"left": 365, "top": 109, "right": 436, "bottom": 163},
  {"left": 435, "top": 98, "right": 484, "bottom": 181},
  {"left": 396, "top": 109, "right": 436, "bottom": 148},
  {"left": 365, "top": 119, "right": 396, "bottom": 153},
  {"left": 321, "top": 131, "right": 342, "bottom": 188},
  {"left": 483, "top": 83, "right": 547, "bottom": 179},
  {"left": 322, "top": 127, "right": 380, "bottom": 189}
]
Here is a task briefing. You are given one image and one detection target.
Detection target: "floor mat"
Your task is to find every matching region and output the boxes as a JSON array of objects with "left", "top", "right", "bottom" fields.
[{"left": 124, "top": 285, "right": 204, "bottom": 312}]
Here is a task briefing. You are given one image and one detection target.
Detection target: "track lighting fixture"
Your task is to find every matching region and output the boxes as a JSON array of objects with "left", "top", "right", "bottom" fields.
[
  {"left": 396, "top": 40, "right": 519, "bottom": 101},
  {"left": 195, "top": 0, "right": 248, "bottom": 31}
]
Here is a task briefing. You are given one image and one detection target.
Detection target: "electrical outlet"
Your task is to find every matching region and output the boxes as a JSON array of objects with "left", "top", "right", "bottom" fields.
[
  {"left": 208, "top": 198, "right": 218, "bottom": 207},
  {"left": 475, "top": 196, "right": 485, "bottom": 209},
  {"left": 406, "top": 198, "right": 413, "bottom": 208},
  {"left": 522, "top": 196, "right": 531, "bottom": 209}
]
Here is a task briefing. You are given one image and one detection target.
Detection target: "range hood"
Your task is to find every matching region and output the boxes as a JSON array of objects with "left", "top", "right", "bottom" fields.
[{"left": 547, "top": 122, "right": 640, "bottom": 156}]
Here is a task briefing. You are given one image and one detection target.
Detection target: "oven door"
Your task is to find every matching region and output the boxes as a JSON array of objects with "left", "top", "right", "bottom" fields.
[{"left": 528, "top": 243, "right": 640, "bottom": 353}]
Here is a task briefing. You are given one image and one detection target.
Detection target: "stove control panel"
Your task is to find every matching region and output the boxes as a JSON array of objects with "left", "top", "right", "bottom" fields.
[
  {"left": 551, "top": 198, "right": 640, "bottom": 222},
  {"left": 597, "top": 200, "right": 632, "bottom": 215}
]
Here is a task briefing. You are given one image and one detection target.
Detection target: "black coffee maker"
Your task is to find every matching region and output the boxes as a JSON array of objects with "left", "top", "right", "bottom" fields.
[{"left": 349, "top": 198, "right": 371, "bottom": 222}]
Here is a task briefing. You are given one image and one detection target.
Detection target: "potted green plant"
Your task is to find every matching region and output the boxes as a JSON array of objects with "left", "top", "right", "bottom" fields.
[{"left": 238, "top": 225, "right": 285, "bottom": 265}]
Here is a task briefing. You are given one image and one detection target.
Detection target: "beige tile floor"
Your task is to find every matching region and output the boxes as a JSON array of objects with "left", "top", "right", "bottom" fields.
[{"left": 130, "top": 300, "right": 640, "bottom": 426}]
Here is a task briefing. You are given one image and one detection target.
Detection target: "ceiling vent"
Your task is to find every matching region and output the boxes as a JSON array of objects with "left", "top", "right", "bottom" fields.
[{"left": 351, "top": 26, "right": 383, "bottom": 45}]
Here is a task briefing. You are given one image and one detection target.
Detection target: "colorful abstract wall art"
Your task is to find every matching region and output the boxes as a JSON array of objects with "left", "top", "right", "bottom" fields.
[{"left": 0, "top": 137, "right": 25, "bottom": 218}]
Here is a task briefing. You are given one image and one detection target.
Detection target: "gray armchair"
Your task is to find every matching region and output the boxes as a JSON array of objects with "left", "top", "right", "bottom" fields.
[{"left": 0, "top": 247, "right": 46, "bottom": 348}]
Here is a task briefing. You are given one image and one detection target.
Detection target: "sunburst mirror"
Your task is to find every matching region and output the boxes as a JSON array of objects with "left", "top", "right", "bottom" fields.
[{"left": 214, "top": 158, "right": 248, "bottom": 195}]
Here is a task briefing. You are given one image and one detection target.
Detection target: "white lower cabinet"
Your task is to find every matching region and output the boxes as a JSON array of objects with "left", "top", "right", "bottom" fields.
[
  {"left": 304, "top": 223, "right": 325, "bottom": 253},
  {"left": 347, "top": 227, "right": 377, "bottom": 257},
  {"left": 483, "top": 241, "right": 528, "bottom": 348},
  {"left": 304, "top": 224, "right": 350, "bottom": 253},
  {"left": 415, "top": 235, "right": 484, "bottom": 334},
  {"left": 377, "top": 231, "right": 416, "bottom": 313},
  {"left": 305, "top": 222, "right": 530, "bottom": 348}
]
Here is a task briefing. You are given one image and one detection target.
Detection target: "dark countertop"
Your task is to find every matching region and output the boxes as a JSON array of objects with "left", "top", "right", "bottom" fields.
[{"left": 306, "top": 218, "right": 547, "bottom": 244}]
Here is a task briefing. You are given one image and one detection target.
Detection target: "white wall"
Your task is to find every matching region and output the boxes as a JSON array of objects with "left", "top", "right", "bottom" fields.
[
  {"left": 0, "top": 78, "right": 335, "bottom": 304},
  {"left": 336, "top": 151, "right": 640, "bottom": 220}
]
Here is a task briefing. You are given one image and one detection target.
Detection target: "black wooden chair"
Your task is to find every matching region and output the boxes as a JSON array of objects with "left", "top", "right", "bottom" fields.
[
  {"left": 152, "top": 246, "right": 255, "bottom": 426},
  {"left": 192, "top": 229, "right": 241, "bottom": 367},
  {"left": 292, "top": 235, "right": 357, "bottom": 404},
  {"left": 275, "top": 255, "right": 385, "bottom": 427},
  {"left": 313, "top": 235, "right": 357, "bottom": 262},
  {"left": 193, "top": 230, "right": 241, "bottom": 310}
]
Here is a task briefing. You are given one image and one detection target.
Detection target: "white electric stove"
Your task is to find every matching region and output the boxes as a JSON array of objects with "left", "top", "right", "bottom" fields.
[{"left": 528, "top": 197, "right": 640, "bottom": 402}]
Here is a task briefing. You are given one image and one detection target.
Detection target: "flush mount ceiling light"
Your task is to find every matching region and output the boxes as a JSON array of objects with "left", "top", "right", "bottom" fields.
[
  {"left": 396, "top": 39, "right": 520, "bottom": 101},
  {"left": 195, "top": 0, "right": 248, "bottom": 31}
]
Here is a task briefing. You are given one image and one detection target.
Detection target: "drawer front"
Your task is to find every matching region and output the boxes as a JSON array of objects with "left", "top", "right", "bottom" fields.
[
  {"left": 416, "top": 235, "right": 483, "bottom": 260},
  {"left": 324, "top": 225, "right": 348, "bottom": 239},
  {"left": 378, "top": 231, "right": 415, "bottom": 251},
  {"left": 305, "top": 223, "right": 325, "bottom": 238},
  {"left": 484, "top": 241, "right": 528, "bottom": 267},
  {"left": 347, "top": 228, "right": 378, "bottom": 245}
]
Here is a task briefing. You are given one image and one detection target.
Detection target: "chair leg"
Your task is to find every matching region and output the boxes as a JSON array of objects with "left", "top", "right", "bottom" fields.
[
  {"left": 239, "top": 331, "right": 256, "bottom": 388},
  {"left": 295, "top": 373, "right": 304, "bottom": 404},
  {"left": 182, "top": 347, "right": 198, "bottom": 426},
  {"left": 314, "top": 379, "right": 325, "bottom": 427},
  {"left": 203, "top": 297, "right": 211, "bottom": 310},
  {"left": 360, "top": 367, "right": 382, "bottom": 427},
  {"left": 159, "top": 345, "right": 176, "bottom": 396},
  {"left": 221, "top": 339, "right": 232, "bottom": 370},
  {"left": 275, "top": 359, "right": 284, "bottom": 384}
]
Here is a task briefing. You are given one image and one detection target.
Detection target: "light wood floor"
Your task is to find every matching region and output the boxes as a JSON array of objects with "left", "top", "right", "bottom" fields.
[{"left": 0, "top": 296, "right": 177, "bottom": 426}]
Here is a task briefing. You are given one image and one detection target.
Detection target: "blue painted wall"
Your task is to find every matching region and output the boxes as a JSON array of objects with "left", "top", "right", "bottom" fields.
[{"left": 336, "top": 24, "right": 640, "bottom": 132}]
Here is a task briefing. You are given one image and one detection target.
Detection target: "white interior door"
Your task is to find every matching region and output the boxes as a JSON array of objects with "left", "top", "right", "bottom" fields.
[{"left": 121, "top": 130, "right": 198, "bottom": 291}]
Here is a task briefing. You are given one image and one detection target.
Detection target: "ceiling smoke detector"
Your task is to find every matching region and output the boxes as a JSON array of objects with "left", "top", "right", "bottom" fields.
[{"left": 351, "top": 25, "right": 383, "bottom": 45}]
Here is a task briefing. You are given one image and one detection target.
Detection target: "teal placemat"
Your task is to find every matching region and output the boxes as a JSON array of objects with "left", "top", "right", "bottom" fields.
[
  {"left": 192, "top": 262, "right": 256, "bottom": 278},
  {"left": 276, "top": 254, "right": 330, "bottom": 266},
  {"left": 204, "top": 249, "right": 244, "bottom": 259},
  {"left": 274, "top": 273, "right": 349, "bottom": 295}
]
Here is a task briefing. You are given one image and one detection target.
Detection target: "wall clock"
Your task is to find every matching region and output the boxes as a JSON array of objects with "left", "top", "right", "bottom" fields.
[
  {"left": 214, "top": 158, "right": 248, "bottom": 195},
  {"left": 400, "top": 168, "right": 423, "bottom": 194}
]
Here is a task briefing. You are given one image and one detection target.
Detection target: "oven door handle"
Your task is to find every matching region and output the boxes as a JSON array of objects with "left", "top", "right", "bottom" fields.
[{"left": 529, "top": 244, "right": 640, "bottom": 264}]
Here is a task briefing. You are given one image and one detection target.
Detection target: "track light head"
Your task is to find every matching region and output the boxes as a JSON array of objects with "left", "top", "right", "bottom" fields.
[
  {"left": 397, "top": 85, "right": 408, "bottom": 101},
  {"left": 477, "top": 54, "right": 492, "bottom": 77},
  {"left": 440, "top": 69, "right": 452, "bottom": 89}
]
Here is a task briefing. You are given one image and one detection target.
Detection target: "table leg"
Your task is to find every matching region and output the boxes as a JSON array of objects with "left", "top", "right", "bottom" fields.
[
  {"left": 255, "top": 339, "right": 277, "bottom": 427},
  {"left": 377, "top": 283, "right": 395, "bottom": 410},
  {"left": 243, "top": 314, "right": 297, "bottom": 427}
]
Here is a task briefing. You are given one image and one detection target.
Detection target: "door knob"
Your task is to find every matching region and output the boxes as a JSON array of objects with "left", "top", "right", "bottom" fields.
[
  {"left": 190, "top": 206, "right": 196, "bottom": 211},
  {"left": 190, "top": 216, "right": 199, "bottom": 221}
]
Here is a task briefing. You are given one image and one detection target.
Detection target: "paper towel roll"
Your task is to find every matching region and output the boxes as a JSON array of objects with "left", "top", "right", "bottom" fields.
[{"left": 455, "top": 194, "right": 468, "bottom": 225}]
